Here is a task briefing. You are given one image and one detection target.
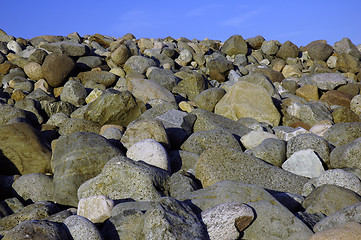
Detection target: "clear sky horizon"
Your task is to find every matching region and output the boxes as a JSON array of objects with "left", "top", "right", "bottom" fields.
[{"left": 2, "top": 0, "right": 360, "bottom": 47}]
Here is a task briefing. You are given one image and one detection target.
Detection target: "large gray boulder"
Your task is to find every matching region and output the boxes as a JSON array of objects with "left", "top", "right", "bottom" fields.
[
  {"left": 195, "top": 145, "right": 309, "bottom": 195},
  {"left": 243, "top": 201, "right": 314, "bottom": 240},
  {"left": 52, "top": 132, "right": 123, "bottom": 206},
  {"left": 84, "top": 89, "right": 145, "bottom": 127},
  {"left": 78, "top": 156, "right": 169, "bottom": 201}
]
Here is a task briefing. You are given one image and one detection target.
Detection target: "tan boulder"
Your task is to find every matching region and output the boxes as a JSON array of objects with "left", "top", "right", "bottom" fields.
[{"left": 214, "top": 81, "right": 281, "bottom": 126}]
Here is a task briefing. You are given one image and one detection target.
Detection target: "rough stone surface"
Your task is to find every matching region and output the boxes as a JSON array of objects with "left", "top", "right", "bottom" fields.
[
  {"left": 121, "top": 118, "right": 169, "bottom": 149},
  {"left": 330, "top": 137, "right": 361, "bottom": 169},
  {"left": 181, "top": 129, "right": 242, "bottom": 155},
  {"left": 2, "top": 220, "right": 69, "bottom": 240},
  {"left": 194, "top": 88, "right": 226, "bottom": 112},
  {"left": 0, "top": 122, "right": 52, "bottom": 175},
  {"left": 195, "top": 145, "right": 309, "bottom": 195},
  {"left": 77, "top": 195, "right": 114, "bottom": 223},
  {"left": 245, "top": 138, "right": 286, "bottom": 167},
  {"left": 124, "top": 55, "right": 156, "bottom": 75},
  {"left": 0, "top": 202, "right": 60, "bottom": 233},
  {"left": 282, "top": 149, "right": 325, "bottom": 178},
  {"left": 52, "top": 132, "right": 123, "bottom": 206},
  {"left": 42, "top": 53, "right": 75, "bottom": 87},
  {"left": 63, "top": 215, "right": 103, "bottom": 240},
  {"left": 12, "top": 173, "right": 54, "bottom": 202},
  {"left": 84, "top": 89, "right": 145, "bottom": 126},
  {"left": 286, "top": 133, "right": 331, "bottom": 166},
  {"left": 303, "top": 184, "right": 361, "bottom": 216},
  {"left": 303, "top": 169, "right": 361, "bottom": 196},
  {"left": 78, "top": 156, "right": 169, "bottom": 201},
  {"left": 221, "top": 35, "right": 248, "bottom": 56},
  {"left": 60, "top": 79, "right": 87, "bottom": 107},
  {"left": 214, "top": 81, "right": 281, "bottom": 127},
  {"left": 58, "top": 118, "right": 101, "bottom": 135},
  {"left": 242, "top": 201, "right": 314, "bottom": 240},
  {"left": 127, "top": 78, "right": 176, "bottom": 104},
  {"left": 324, "top": 122, "right": 361, "bottom": 147},
  {"left": 240, "top": 130, "right": 279, "bottom": 149},
  {"left": 310, "top": 221, "right": 361, "bottom": 240},
  {"left": 178, "top": 181, "right": 283, "bottom": 213},
  {"left": 313, "top": 202, "right": 361, "bottom": 232},
  {"left": 126, "top": 138, "right": 170, "bottom": 172},
  {"left": 201, "top": 202, "right": 254, "bottom": 240}
]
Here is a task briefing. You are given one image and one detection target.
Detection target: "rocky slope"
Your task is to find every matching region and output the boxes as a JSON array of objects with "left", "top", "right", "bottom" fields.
[{"left": 0, "top": 28, "right": 361, "bottom": 239}]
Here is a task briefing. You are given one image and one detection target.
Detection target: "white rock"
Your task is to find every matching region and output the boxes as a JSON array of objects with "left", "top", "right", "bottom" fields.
[
  {"left": 101, "top": 127, "right": 123, "bottom": 140},
  {"left": 275, "top": 127, "right": 309, "bottom": 141},
  {"left": 303, "top": 169, "right": 361, "bottom": 196},
  {"left": 350, "top": 94, "right": 361, "bottom": 115},
  {"left": 326, "top": 55, "right": 338, "bottom": 69},
  {"left": 63, "top": 215, "right": 103, "bottom": 240},
  {"left": 126, "top": 138, "right": 170, "bottom": 172},
  {"left": 201, "top": 202, "right": 255, "bottom": 240},
  {"left": 77, "top": 195, "right": 114, "bottom": 223},
  {"left": 309, "top": 124, "right": 332, "bottom": 137},
  {"left": 7, "top": 40, "right": 22, "bottom": 53},
  {"left": 282, "top": 149, "right": 325, "bottom": 178},
  {"left": 240, "top": 130, "right": 279, "bottom": 149}
]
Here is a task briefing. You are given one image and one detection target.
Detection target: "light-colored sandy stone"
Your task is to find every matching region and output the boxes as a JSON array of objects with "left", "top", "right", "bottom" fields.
[
  {"left": 77, "top": 195, "right": 114, "bottom": 223},
  {"left": 214, "top": 81, "right": 281, "bottom": 126},
  {"left": 240, "top": 130, "right": 279, "bottom": 149}
]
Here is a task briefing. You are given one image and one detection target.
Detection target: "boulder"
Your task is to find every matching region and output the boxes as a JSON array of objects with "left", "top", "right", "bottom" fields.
[
  {"left": 195, "top": 145, "right": 309, "bottom": 195},
  {"left": 121, "top": 118, "right": 169, "bottom": 149},
  {"left": 126, "top": 139, "right": 170, "bottom": 172},
  {"left": 310, "top": 222, "right": 361, "bottom": 240},
  {"left": 303, "top": 184, "right": 361, "bottom": 216},
  {"left": 221, "top": 35, "right": 248, "bottom": 56},
  {"left": 0, "top": 122, "right": 52, "bottom": 175},
  {"left": 330, "top": 137, "right": 361, "bottom": 169},
  {"left": 12, "top": 173, "right": 54, "bottom": 202},
  {"left": 243, "top": 201, "right": 314, "bottom": 240},
  {"left": 42, "top": 53, "right": 75, "bottom": 87},
  {"left": 77, "top": 70, "right": 118, "bottom": 87},
  {"left": 127, "top": 78, "right": 176, "bottom": 104},
  {"left": 52, "top": 132, "right": 123, "bottom": 206},
  {"left": 63, "top": 215, "right": 103, "bottom": 240},
  {"left": 77, "top": 156, "right": 169, "bottom": 201},
  {"left": 84, "top": 89, "right": 145, "bottom": 127},
  {"left": 324, "top": 122, "right": 361, "bottom": 147},
  {"left": 201, "top": 202, "right": 254, "bottom": 240},
  {"left": 214, "top": 81, "right": 281, "bottom": 127},
  {"left": 77, "top": 195, "right": 114, "bottom": 223}
]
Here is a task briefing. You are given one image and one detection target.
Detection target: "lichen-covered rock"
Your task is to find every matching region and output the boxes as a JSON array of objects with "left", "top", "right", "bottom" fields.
[
  {"left": 0, "top": 122, "right": 52, "bottom": 175},
  {"left": 195, "top": 145, "right": 309, "bottom": 195},
  {"left": 243, "top": 201, "right": 314, "bottom": 240},
  {"left": 214, "top": 81, "right": 281, "bottom": 127},
  {"left": 77, "top": 156, "right": 169, "bottom": 201},
  {"left": 52, "top": 132, "right": 123, "bottom": 206},
  {"left": 84, "top": 89, "right": 145, "bottom": 127}
]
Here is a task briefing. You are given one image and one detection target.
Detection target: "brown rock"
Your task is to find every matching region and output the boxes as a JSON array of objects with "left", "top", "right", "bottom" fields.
[
  {"left": 0, "top": 61, "right": 14, "bottom": 74},
  {"left": 332, "top": 106, "right": 361, "bottom": 123},
  {"left": 337, "top": 53, "right": 360, "bottom": 73},
  {"left": 42, "top": 53, "right": 75, "bottom": 87},
  {"left": 337, "top": 83, "right": 360, "bottom": 97},
  {"left": 89, "top": 33, "right": 114, "bottom": 48},
  {"left": 320, "top": 90, "right": 353, "bottom": 107},
  {"left": 296, "top": 85, "right": 319, "bottom": 101},
  {"left": 0, "top": 123, "right": 52, "bottom": 175},
  {"left": 310, "top": 222, "right": 361, "bottom": 240},
  {"left": 11, "top": 89, "right": 26, "bottom": 102},
  {"left": 276, "top": 41, "right": 299, "bottom": 60},
  {"left": 306, "top": 41, "right": 334, "bottom": 61},
  {"left": 253, "top": 67, "right": 285, "bottom": 82},
  {"left": 271, "top": 58, "right": 286, "bottom": 72},
  {"left": 221, "top": 35, "right": 248, "bottom": 56},
  {"left": 246, "top": 35, "right": 265, "bottom": 50}
]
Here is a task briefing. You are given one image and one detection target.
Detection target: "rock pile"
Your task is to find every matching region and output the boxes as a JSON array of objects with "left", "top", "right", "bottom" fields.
[{"left": 0, "top": 28, "right": 361, "bottom": 239}]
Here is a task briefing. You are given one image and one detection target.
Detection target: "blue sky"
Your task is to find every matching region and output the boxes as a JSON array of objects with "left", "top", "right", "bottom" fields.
[{"left": 2, "top": 0, "right": 360, "bottom": 47}]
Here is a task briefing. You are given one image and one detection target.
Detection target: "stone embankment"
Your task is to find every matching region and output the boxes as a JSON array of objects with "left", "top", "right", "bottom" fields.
[{"left": 0, "top": 29, "right": 361, "bottom": 239}]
